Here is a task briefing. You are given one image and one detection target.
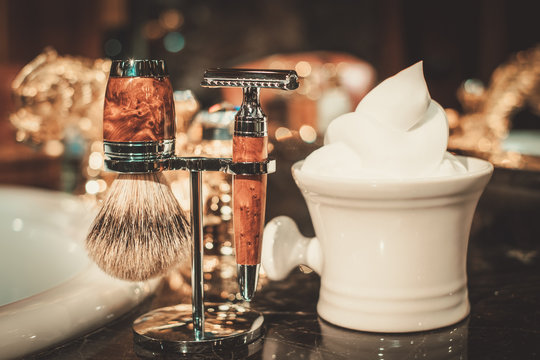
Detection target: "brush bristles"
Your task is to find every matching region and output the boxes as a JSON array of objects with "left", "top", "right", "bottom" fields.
[{"left": 86, "top": 172, "right": 190, "bottom": 281}]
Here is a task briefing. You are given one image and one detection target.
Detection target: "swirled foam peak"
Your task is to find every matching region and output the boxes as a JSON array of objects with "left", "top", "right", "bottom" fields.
[{"left": 302, "top": 61, "right": 467, "bottom": 179}]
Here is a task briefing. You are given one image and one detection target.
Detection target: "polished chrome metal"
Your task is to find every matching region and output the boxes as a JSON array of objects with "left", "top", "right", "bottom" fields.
[
  {"left": 109, "top": 59, "right": 168, "bottom": 78},
  {"left": 226, "top": 158, "right": 276, "bottom": 175},
  {"left": 105, "top": 155, "right": 276, "bottom": 175},
  {"left": 237, "top": 264, "right": 260, "bottom": 301},
  {"left": 133, "top": 303, "right": 264, "bottom": 354},
  {"left": 233, "top": 117, "right": 267, "bottom": 137},
  {"left": 170, "top": 157, "right": 230, "bottom": 173},
  {"left": 103, "top": 139, "right": 174, "bottom": 173},
  {"left": 104, "top": 140, "right": 175, "bottom": 160},
  {"left": 168, "top": 157, "right": 276, "bottom": 175},
  {"left": 190, "top": 170, "right": 204, "bottom": 340},
  {"left": 104, "top": 158, "right": 169, "bottom": 173},
  {"left": 234, "top": 87, "right": 266, "bottom": 137},
  {"left": 201, "top": 68, "right": 299, "bottom": 137},
  {"left": 201, "top": 68, "right": 299, "bottom": 90}
]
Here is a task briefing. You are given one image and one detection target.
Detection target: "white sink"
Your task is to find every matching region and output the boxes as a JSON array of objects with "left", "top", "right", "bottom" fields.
[{"left": 0, "top": 186, "right": 157, "bottom": 359}]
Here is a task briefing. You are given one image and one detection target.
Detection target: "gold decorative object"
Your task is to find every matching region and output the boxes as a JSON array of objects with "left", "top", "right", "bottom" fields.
[
  {"left": 9, "top": 48, "right": 112, "bottom": 194},
  {"left": 448, "top": 45, "right": 540, "bottom": 170},
  {"left": 10, "top": 47, "right": 110, "bottom": 146}
]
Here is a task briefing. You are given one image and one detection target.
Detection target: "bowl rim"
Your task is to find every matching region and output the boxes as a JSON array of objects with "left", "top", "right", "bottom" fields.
[{"left": 292, "top": 155, "right": 494, "bottom": 200}]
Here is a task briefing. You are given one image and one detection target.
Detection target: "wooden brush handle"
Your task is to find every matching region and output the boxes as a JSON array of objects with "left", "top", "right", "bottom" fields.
[
  {"left": 103, "top": 77, "right": 175, "bottom": 142},
  {"left": 233, "top": 136, "right": 268, "bottom": 265}
]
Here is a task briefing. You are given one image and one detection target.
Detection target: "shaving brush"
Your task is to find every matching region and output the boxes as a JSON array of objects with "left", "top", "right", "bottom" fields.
[
  {"left": 87, "top": 172, "right": 189, "bottom": 281},
  {"left": 86, "top": 60, "right": 190, "bottom": 281}
]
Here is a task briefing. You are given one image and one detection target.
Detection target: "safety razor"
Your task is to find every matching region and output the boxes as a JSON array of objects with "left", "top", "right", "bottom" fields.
[{"left": 202, "top": 68, "right": 299, "bottom": 300}]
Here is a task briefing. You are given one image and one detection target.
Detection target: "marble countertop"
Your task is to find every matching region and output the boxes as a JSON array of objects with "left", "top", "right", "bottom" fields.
[{"left": 30, "top": 150, "right": 540, "bottom": 359}]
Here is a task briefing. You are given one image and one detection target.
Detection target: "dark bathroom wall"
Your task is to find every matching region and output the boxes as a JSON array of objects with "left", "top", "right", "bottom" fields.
[{"left": 2, "top": 0, "right": 540, "bottom": 109}]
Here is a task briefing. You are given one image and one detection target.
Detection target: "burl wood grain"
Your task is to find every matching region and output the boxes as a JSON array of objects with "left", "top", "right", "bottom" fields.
[
  {"left": 103, "top": 77, "right": 175, "bottom": 142},
  {"left": 233, "top": 136, "right": 268, "bottom": 265}
]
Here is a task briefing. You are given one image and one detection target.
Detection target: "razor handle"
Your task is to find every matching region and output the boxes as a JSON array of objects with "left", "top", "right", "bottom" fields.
[{"left": 233, "top": 135, "right": 268, "bottom": 266}]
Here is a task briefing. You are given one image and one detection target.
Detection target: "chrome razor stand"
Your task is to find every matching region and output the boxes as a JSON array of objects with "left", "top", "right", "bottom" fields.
[
  {"left": 190, "top": 170, "right": 205, "bottom": 341},
  {"left": 127, "top": 157, "right": 274, "bottom": 355}
]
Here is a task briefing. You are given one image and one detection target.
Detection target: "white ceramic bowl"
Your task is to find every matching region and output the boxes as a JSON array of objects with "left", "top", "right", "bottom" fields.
[
  {"left": 0, "top": 186, "right": 157, "bottom": 359},
  {"left": 263, "top": 156, "right": 493, "bottom": 332}
]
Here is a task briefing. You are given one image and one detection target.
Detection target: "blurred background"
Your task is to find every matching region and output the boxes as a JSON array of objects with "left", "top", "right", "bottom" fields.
[
  {"left": 1, "top": 0, "right": 540, "bottom": 237},
  {"left": 2, "top": 0, "right": 539, "bottom": 105}
]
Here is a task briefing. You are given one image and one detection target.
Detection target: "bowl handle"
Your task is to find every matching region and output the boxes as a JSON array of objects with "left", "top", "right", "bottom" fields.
[{"left": 262, "top": 216, "right": 323, "bottom": 280}]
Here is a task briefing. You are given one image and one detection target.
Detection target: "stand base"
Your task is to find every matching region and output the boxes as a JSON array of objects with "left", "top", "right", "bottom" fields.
[{"left": 133, "top": 302, "right": 264, "bottom": 354}]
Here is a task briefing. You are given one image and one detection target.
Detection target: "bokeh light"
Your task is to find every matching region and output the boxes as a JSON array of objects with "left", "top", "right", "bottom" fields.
[
  {"left": 43, "top": 140, "right": 64, "bottom": 157},
  {"left": 85, "top": 180, "right": 100, "bottom": 195},
  {"left": 97, "top": 179, "right": 107, "bottom": 192},
  {"left": 88, "top": 152, "right": 103, "bottom": 170},
  {"left": 159, "top": 9, "right": 184, "bottom": 30},
  {"left": 163, "top": 32, "right": 185, "bottom": 53},
  {"left": 295, "top": 61, "right": 312, "bottom": 78},
  {"left": 275, "top": 127, "right": 292, "bottom": 141},
  {"left": 142, "top": 20, "right": 165, "bottom": 40},
  {"left": 299, "top": 125, "right": 317, "bottom": 143}
]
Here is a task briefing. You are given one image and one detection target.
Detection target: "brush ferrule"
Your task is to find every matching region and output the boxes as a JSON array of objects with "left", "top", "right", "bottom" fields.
[
  {"left": 104, "top": 140, "right": 175, "bottom": 161},
  {"left": 103, "top": 140, "right": 174, "bottom": 173},
  {"left": 104, "top": 158, "right": 169, "bottom": 173}
]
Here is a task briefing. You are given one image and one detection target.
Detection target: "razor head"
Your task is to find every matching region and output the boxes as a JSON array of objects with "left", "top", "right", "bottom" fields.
[{"left": 201, "top": 68, "right": 299, "bottom": 91}]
